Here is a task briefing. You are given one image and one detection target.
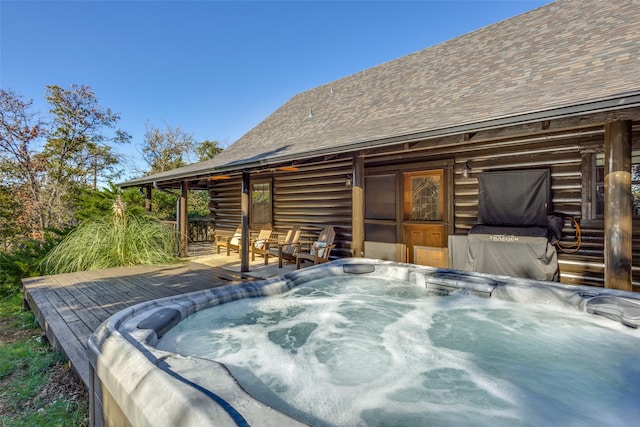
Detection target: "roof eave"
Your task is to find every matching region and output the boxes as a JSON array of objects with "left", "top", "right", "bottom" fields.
[{"left": 118, "top": 90, "right": 640, "bottom": 188}]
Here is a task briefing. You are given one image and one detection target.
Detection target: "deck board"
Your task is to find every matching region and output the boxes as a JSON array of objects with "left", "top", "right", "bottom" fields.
[{"left": 22, "top": 261, "right": 258, "bottom": 387}]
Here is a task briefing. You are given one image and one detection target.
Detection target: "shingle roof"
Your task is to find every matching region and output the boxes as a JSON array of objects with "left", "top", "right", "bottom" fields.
[{"left": 121, "top": 0, "right": 640, "bottom": 187}]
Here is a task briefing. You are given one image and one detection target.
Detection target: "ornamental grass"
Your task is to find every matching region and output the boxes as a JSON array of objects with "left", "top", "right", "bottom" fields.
[{"left": 41, "top": 197, "right": 179, "bottom": 274}]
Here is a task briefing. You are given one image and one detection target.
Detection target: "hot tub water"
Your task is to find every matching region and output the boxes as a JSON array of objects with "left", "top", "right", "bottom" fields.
[{"left": 157, "top": 275, "right": 640, "bottom": 427}]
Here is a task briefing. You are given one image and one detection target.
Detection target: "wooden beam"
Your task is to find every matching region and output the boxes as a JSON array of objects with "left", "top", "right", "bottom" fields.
[
  {"left": 179, "top": 181, "right": 188, "bottom": 257},
  {"left": 145, "top": 184, "right": 152, "bottom": 212},
  {"left": 240, "top": 171, "right": 250, "bottom": 272},
  {"left": 603, "top": 120, "right": 632, "bottom": 291},
  {"left": 352, "top": 155, "right": 365, "bottom": 257}
]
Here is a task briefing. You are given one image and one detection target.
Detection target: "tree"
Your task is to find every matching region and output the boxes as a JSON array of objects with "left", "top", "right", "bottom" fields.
[
  {"left": 190, "top": 139, "right": 223, "bottom": 219},
  {"left": 196, "top": 139, "right": 223, "bottom": 161},
  {"left": 0, "top": 89, "right": 49, "bottom": 239},
  {"left": 0, "top": 185, "right": 29, "bottom": 250},
  {"left": 45, "top": 84, "right": 129, "bottom": 190},
  {"left": 43, "top": 84, "right": 130, "bottom": 230},
  {"left": 140, "top": 133, "right": 223, "bottom": 219},
  {"left": 141, "top": 121, "right": 196, "bottom": 173},
  {"left": 73, "top": 184, "right": 146, "bottom": 222},
  {"left": 0, "top": 86, "right": 130, "bottom": 244}
]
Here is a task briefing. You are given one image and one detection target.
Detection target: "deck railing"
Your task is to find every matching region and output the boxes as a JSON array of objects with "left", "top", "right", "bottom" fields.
[{"left": 162, "top": 218, "right": 215, "bottom": 243}]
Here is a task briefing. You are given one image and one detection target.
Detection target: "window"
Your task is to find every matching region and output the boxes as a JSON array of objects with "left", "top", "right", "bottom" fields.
[
  {"left": 251, "top": 180, "right": 271, "bottom": 226},
  {"left": 365, "top": 174, "right": 397, "bottom": 243},
  {"left": 403, "top": 170, "right": 443, "bottom": 221},
  {"left": 593, "top": 150, "right": 640, "bottom": 219},
  {"left": 365, "top": 174, "right": 396, "bottom": 220}
]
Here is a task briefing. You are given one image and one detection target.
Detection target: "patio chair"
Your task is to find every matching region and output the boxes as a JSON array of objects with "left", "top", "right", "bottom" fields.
[
  {"left": 216, "top": 226, "right": 243, "bottom": 256},
  {"left": 295, "top": 225, "right": 336, "bottom": 269},
  {"left": 250, "top": 224, "right": 275, "bottom": 265},
  {"left": 276, "top": 225, "right": 302, "bottom": 268}
]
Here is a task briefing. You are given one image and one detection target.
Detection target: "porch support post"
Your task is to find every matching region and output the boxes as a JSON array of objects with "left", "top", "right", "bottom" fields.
[
  {"left": 145, "top": 184, "right": 152, "bottom": 212},
  {"left": 179, "top": 180, "right": 189, "bottom": 258},
  {"left": 352, "top": 154, "right": 365, "bottom": 257},
  {"left": 241, "top": 170, "right": 250, "bottom": 272},
  {"left": 603, "top": 120, "right": 632, "bottom": 291}
]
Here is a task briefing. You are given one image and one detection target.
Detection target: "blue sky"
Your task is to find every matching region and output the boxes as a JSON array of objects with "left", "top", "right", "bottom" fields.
[{"left": 1, "top": 0, "right": 550, "bottom": 180}]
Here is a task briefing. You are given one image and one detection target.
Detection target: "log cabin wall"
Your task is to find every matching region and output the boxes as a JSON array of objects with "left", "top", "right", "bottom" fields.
[
  {"left": 209, "top": 122, "right": 638, "bottom": 290},
  {"left": 210, "top": 158, "right": 354, "bottom": 257},
  {"left": 359, "top": 122, "right": 638, "bottom": 290},
  {"left": 452, "top": 125, "right": 638, "bottom": 289},
  {"left": 209, "top": 177, "right": 242, "bottom": 232},
  {"left": 272, "top": 159, "right": 353, "bottom": 258},
  {"left": 452, "top": 130, "right": 604, "bottom": 287}
]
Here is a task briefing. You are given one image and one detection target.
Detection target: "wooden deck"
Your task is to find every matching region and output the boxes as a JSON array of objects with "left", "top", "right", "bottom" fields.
[{"left": 23, "top": 253, "right": 298, "bottom": 388}]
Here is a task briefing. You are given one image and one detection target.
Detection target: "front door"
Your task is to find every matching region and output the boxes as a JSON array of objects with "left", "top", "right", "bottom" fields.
[{"left": 402, "top": 170, "right": 447, "bottom": 263}]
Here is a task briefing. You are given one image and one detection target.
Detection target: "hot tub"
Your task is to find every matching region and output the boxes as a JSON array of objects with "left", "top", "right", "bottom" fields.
[{"left": 87, "top": 259, "right": 640, "bottom": 427}]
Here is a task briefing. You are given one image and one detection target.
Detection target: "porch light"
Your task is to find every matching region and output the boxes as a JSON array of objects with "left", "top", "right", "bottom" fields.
[
  {"left": 210, "top": 175, "right": 231, "bottom": 180},
  {"left": 462, "top": 161, "right": 472, "bottom": 179}
]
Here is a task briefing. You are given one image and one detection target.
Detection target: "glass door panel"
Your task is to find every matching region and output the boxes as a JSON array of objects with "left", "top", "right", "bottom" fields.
[{"left": 402, "top": 170, "right": 446, "bottom": 264}]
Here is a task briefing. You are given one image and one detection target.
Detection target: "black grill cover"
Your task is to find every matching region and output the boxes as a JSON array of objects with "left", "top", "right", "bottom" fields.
[{"left": 478, "top": 169, "right": 552, "bottom": 227}]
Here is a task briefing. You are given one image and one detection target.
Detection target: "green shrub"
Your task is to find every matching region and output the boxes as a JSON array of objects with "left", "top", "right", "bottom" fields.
[
  {"left": 0, "top": 231, "right": 67, "bottom": 298},
  {"left": 73, "top": 184, "right": 147, "bottom": 222}
]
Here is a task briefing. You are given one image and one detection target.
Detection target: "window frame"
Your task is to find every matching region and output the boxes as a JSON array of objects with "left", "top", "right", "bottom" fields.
[
  {"left": 582, "top": 146, "right": 640, "bottom": 224},
  {"left": 250, "top": 178, "right": 272, "bottom": 227},
  {"left": 364, "top": 173, "right": 399, "bottom": 243}
]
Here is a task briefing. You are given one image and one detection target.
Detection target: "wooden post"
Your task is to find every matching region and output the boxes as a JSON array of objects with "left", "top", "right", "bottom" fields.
[
  {"left": 352, "top": 154, "right": 365, "bottom": 257},
  {"left": 144, "top": 184, "right": 152, "bottom": 212},
  {"left": 241, "top": 171, "right": 250, "bottom": 272},
  {"left": 603, "top": 121, "right": 632, "bottom": 291},
  {"left": 179, "top": 181, "right": 189, "bottom": 258}
]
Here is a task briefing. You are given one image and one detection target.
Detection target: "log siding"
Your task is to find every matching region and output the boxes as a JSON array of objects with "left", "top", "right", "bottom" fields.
[{"left": 208, "top": 121, "right": 639, "bottom": 291}]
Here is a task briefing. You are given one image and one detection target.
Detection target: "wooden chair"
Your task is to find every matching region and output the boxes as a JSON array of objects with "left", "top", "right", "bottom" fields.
[
  {"left": 250, "top": 224, "right": 275, "bottom": 265},
  {"left": 295, "top": 226, "right": 336, "bottom": 269},
  {"left": 276, "top": 225, "right": 302, "bottom": 268},
  {"left": 216, "top": 226, "right": 242, "bottom": 256}
]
